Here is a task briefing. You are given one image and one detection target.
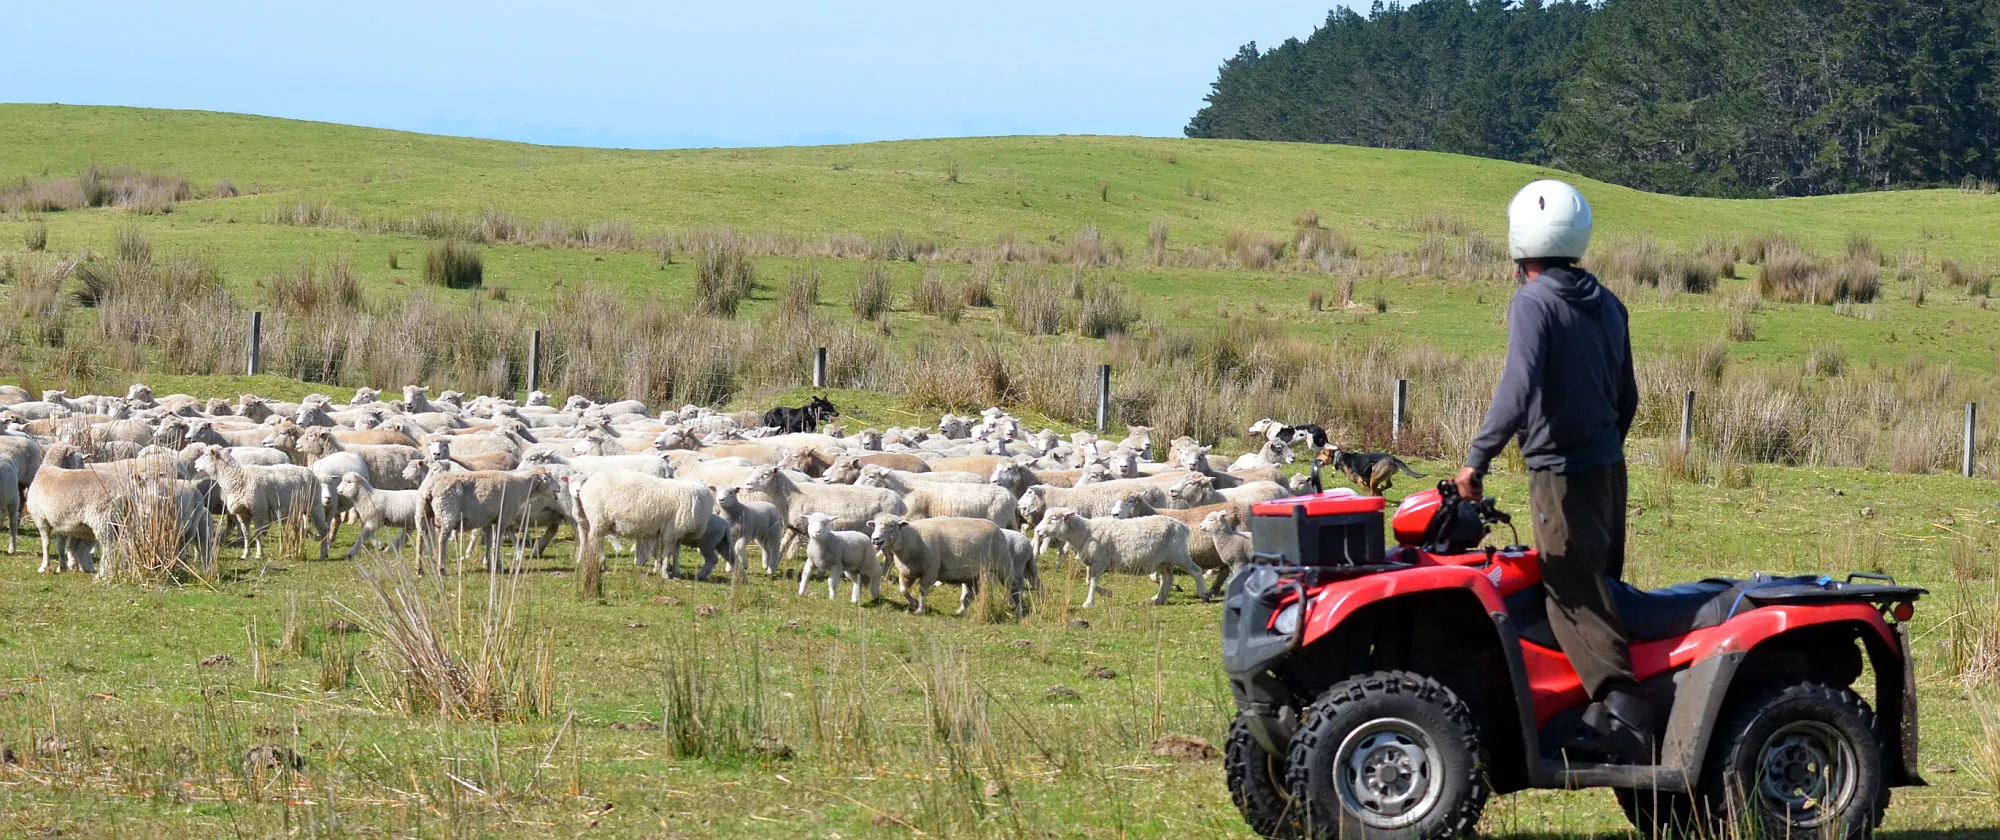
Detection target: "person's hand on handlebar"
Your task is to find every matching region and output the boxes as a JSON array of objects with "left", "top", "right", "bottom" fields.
[{"left": 1453, "top": 466, "right": 1482, "bottom": 500}]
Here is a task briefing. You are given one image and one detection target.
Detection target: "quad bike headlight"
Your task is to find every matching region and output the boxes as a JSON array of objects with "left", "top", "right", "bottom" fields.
[{"left": 1273, "top": 602, "right": 1303, "bottom": 636}]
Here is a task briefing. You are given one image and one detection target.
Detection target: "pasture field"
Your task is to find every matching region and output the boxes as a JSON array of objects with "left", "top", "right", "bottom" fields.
[
  {"left": 0, "top": 432, "right": 1996, "bottom": 839},
  {"left": 0, "top": 106, "right": 1998, "bottom": 837}
]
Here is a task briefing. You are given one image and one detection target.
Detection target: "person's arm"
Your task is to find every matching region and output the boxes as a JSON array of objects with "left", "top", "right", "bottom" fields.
[
  {"left": 1464, "top": 292, "right": 1546, "bottom": 475},
  {"left": 1615, "top": 300, "right": 1638, "bottom": 440}
]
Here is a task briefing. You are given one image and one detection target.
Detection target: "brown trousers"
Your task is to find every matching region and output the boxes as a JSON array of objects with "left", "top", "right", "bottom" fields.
[{"left": 1528, "top": 463, "right": 1639, "bottom": 699}]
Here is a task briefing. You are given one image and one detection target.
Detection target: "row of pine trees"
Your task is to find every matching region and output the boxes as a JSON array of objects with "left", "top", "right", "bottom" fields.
[{"left": 1186, "top": 0, "right": 2000, "bottom": 197}]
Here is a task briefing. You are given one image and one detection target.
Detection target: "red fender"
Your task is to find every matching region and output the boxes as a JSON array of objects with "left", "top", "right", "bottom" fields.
[
  {"left": 1297, "top": 565, "right": 1506, "bottom": 648},
  {"left": 1521, "top": 603, "right": 1899, "bottom": 726}
]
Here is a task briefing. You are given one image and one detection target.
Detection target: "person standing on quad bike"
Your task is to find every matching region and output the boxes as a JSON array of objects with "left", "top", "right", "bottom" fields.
[{"left": 1453, "top": 180, "right": 1650, "bottom": 761}]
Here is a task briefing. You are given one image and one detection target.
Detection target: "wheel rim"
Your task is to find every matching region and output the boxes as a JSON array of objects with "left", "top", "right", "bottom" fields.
[
  {"left": 1755, "top": 720, "right": 1858, "bottom": 828},
  {"left": 1332, "top": 717, "right": 1444, "bottom": 829}
]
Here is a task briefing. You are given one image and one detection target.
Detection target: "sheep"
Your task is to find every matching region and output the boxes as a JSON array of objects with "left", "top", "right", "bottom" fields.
[
  {"left": 715, "top": 484, "right": 784, "bottom": 576},
  {"left": 738, "top": 465, "right": 906, "bottom": 559},
  {"left": 567, "top": 470, "right": 717, "bottom": 579},
  {"left": 680, "top": 512, "right": 740, "bottom": 582},
  {"left": 193, "top": 445, "right": 331, "bottom": 564},
  {"left": 295, "top": 427, "right": 423, "bottom": 489},
  {"left": 417, "top": 467, "right": 561, "bottom": 572},
  {"left": 1115, "top": 426, "right": 1154, "bottom": 459},
  {"left": 521, "top": 450, "right": 674, "bottom": 478},
  {"left": 1166, "top": 475, "right": 1290, "bottom": 509},
  {"left": 1034, "top": 507, "right": 1206, "bottom": 607},
  {"left": 1199, "top": 510, "right": 1256, "bottom": 585},
  {"left": 1110, "top": 495, "right": 1249, "bottom": 586},
  {"left": 0, "top": 422, "right": 45, "bottom": 493},
  {"left": 937, "top": 414, "right": 974, "bottom": 440},
  {"left": 24, "top": 446, "right": 123, "bottom": 573},
  {"left": 801, "top": 512, "right": 881, "bottom": 603},
  {"left": 426, "top": 436, "right": 520, "bottom": 472},
  {"left": 1228, "top": 438, "right": 1296, "bottom": 472},
  {"left": 334, "top": 471, "right": 421, "bottom": 557},
  {"left": 854, "top": 464, "right": 1017, "bottom": 529},
  {"left": 986, "top": 461, "right": 1095, "bottom": 496},
  {"left": 869, "top": 515, "right": 1021, "bottom": 615}
]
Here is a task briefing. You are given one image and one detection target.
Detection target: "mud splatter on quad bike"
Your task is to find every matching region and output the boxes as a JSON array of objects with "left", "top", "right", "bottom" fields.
[{"left": 1222, "top": 482, "right": 1925, "bottom": 839}]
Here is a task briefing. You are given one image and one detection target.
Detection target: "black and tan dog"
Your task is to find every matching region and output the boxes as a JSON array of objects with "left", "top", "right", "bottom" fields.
[{"left": 1317, "top": 445, "right": 1426, "bottom": 495}]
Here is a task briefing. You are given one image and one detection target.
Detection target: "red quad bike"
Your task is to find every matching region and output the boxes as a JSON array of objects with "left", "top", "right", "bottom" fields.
[{"left": 1222, "top": 481, "right": 1926, "bottom": 840}]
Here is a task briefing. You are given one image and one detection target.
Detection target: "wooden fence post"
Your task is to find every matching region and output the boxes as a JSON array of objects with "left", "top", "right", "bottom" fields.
[
  {"left": 813, "top": 347, "right": 828, "bottom": 389},
  {"left": 1095, "top": 365, "right": 1111, "bottom": 432},
  {"left": 247, "top": 312, "right": 262, "bottom": 376},
  {"left": 527, "top": 329, "right": 542, "bottom": 394},
  {"left": 1680, "top": 390, "right": 1696, "bottom": 450},
  {"left": 1392, "top": 378, "right": 1408, "bottom": 444},
  {"left": 1964, "top": 402, "right": 1978, "bottom": 478}
]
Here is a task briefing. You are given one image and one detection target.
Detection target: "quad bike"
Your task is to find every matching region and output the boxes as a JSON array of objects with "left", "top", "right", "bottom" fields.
[{"left": 1222, "top": 481, "right": 1926, "bottom": 839}]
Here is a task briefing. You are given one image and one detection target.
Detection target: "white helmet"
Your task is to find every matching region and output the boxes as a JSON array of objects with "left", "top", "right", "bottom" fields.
[{"left": 1507, "top": 179, "right": 1592, "bottom": 261}]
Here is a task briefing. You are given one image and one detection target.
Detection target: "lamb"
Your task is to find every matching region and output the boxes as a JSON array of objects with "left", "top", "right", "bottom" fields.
[
  {"left": 715, "top": 484, "right": 785, "bottom": 576},
  {"left": 1034, "top": 507, "right": 1206, "bottom": 607},
  {"left": 193, "top": 445, "right": 331, "bottom": 564},
  {"left": 680, "top": 512, "right": 740, "bottom": 582},
  {"left": 854, "top": 464, "right": 1018, "bottom": 529},
  {"left": 869, "top": 515, "right": 1022, "bottom": 615},
  {"left": 800, "top": 512, "right": 881, "bottom": 603},
  {"left": 567, "top": 470, "right": 717, "bottom": 579},
  {"left": 1166, "top": 475, "right": 1290, "bottom": 509},
  {"left": 334, "top": 472, "right": 421, "bottom": 557},
  {"left": 417, "top": 467, "right": 560, "bottom": 571},
  {"left": 1199, "top": 510, "right": 1256, "bottom": 585},
  {"left": 738, "top": 464, "right": 906, "bottom": 557}
]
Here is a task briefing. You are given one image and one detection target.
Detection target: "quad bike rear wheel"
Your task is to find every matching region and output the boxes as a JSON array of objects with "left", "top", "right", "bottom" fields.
[
  {"left": 1698, "top": 682, "right": 1888, "bottom": 840},
  {"left": 1226, "top": 716, "right": 1300, "bottom": 838},
  {"left": 1284, "top": 671, "right": 1487, "bottom": 840}
]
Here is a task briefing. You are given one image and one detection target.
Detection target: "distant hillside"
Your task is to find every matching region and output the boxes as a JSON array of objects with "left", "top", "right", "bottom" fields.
[
  {"left": 9, "top": 104, "right": 2000, "bottom": 260},
  {"left": 1188, "top": 0, "right": 2000, "bottom": 198}
]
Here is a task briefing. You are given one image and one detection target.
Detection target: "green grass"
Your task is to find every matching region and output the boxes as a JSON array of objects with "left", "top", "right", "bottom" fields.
[{"left": 1, "top": 449, "right": 1995, "bottom": 838}]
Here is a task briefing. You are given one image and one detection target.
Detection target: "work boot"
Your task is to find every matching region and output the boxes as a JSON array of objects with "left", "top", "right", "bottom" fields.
[{"left": 1567, "top": 684, "right": 1658, "bottom": 764}]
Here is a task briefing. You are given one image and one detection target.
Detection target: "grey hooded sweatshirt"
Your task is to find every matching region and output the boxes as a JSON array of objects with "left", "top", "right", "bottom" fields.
[{"left": 1464, "top": 265, "right": 1637, "bottom": 475}]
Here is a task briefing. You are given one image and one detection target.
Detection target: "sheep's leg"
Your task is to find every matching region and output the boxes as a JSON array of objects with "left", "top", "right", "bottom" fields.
[
  {"left": 345, "top": 522, "right": 374, "bottom": 559},
  {"left": 35, "top": 523, "right": 51, "bottom": 573},
  {"left": 1153, "top": 566, "right": 1174, "bottom": 606},
  {"left": 760, "top": 534, "right": 781, "bottom": 576},
  {"left": 1082, "top": 568, "right": 1102, "bottom": 609},
  {"left": 913, "top": 578, "right": 930, "bottom": 615},
  {"left": 797, "top": 559, "right": 813, "bottom": 596},
  {"left": 237, "top": 515, "right": 257, "bottom": 560},
  {"left": 385, "top": 526, "right": 411, "bottom": 553},
  {"left": 955, "top": 580, "right": 975, "bottom": 616},
  {"left": 695, "top": 542, "right": 720, "bottom": 582},
  {"left": 6, "top": 505, "right": 15, "bottom": 555},
  {"left": 827, "top": 566, "right": 840, "bottom": 601},
  {"left": 530, "top": 522, "right": 560, "bottom": 558}
]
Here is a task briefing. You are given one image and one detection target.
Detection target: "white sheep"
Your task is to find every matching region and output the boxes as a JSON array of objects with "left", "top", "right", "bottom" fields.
[
  {"left": 1110, "top": 495, "right": 1254, "bottom": 590},
  {"left": 568, "top": 470, "right": 717, "bottom": 579},
  {"left": 295, "top": 427, "right": 423, "bottom": 489},
  {"left": 1167, "top": 475, "right": 1290, "bottom": 509},
  {"left": 24, "top": 446, "right": 120, "bottom": 573},
  {"left": 1034, "top": 507, "right": 1206, "bottom": 607},
  {"left": 335, "top": 471, "right": 421, "bottom": 557},
  {"left": 853, "top": 464, "right": 1018, "bottom": 529},
  {"left": 869, "top": 515, "right": 1022, "bottom": 615},
  {"left": 715, "top": 484, "right": 784, "bottom": 576},
  {"left": 801, "top": 511, "right": 881, "bottom": 603},
  {"left": 1229, "top": 438, "right": 1296, "bottom": 472},
  {"left": 194, "top": 445, "right": 330, "bottom": 565},
  {"left": 738, "top": 465, "right": 905, "bottom": 559},
  {"left": 417, "top": 467, "right": 561, "bottom": 572}
]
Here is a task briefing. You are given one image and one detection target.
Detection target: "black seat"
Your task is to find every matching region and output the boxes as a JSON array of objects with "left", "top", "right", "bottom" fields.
[{"left": 1507, "top": 578, "right": 1744, "bottom": 650}]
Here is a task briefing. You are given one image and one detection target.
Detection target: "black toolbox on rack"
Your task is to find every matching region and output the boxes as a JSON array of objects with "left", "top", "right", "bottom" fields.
[{"left": 1249, "top": 492, "right": 1387, "bottom": 566}]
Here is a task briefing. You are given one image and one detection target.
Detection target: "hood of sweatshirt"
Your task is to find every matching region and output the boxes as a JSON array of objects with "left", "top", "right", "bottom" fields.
[{"left": 1534, "top": 264, "right": 1605, "bottom": 314}]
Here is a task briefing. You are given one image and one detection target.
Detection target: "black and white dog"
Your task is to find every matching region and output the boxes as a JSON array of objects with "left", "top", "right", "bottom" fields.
[
  {"left": 1248, "top": 417, "right": 1329, "bottom": 450},
  {"left": 763, "top": 395, "right": 840, "bottom": 434}
]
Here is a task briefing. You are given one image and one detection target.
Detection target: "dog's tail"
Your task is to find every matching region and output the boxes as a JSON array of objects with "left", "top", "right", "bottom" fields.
[{"left": 1393, "top": 457, "right": 1425, "bottom": 478}]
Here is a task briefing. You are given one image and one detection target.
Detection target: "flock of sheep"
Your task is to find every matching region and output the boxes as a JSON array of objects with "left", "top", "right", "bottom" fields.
[{"left": 0, "top": 384, "right": 1319, "bottom": 614}]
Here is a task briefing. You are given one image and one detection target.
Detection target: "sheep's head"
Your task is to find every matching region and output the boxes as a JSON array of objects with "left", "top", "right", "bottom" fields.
[
  {"left": 853, "top": 464, "right": 891, "bottom": 488},
  {"left": 1017, "top": 487, "right": 1048, "bottom": 522},
  {"left": 401, "top": 459, "right": 429, "bottom": 483},
  {"left": 868, "top": 516, "right": 908, "bottom": 549},
  {"left": 1105, "top": 448, "right": 1140, "bottom": 478},
  {"left": 525, "top": 390, "right": 550, "bottom": 407},
  {"left": 822, "top": 457, "right": 862, "bottom": 485},
  {"left": 856, "top": 429, "right": 882, "bottom": 451},
  {"left": 336, "top": 472, "right": 366, "bottom": 498},
  {"left": 350, "top": 386, "right": 380, "bottom": 405},
  {"left": 988, "top": 462, "right": 1022, "bottom": 489},
  {"left": 1199, "top": 510, "right": 1237, "bottom": 535},
  {"left": 1172, "top": 474, "right": 1213, "bottom": 502},
  {"left": 654, "top": 428, "right": 696, "bottom": 451},
  {"left": 716, "top": 485, "right": 741, "bottom": 507},
  {"left": 1076, "top": 463, "right": 1110, "bottom": 485},
  {"left": 805, "top": 511, "right": 835, "bottom": 538},
  {"left": 563, "top": 395, "right": 592, "bottom": 413},
  {"left": 1108, "top": 496, "right": 1141, "bottom": 518},
  {"left": 1266, "top": 439, "right": 1297, "bottom": 465},
  {"left": 126, "top": 383, "right": 154, "bottom": 403},
  {"left": 741, "top": 465, "right": 780, "bottom": 491},
  {"left": 1036, "top": 507, "right": 1079, "bottom": 537}
]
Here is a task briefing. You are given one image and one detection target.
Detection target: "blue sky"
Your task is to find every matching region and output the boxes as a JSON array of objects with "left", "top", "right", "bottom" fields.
[{"left": 5, "top": 1, "right": 1339, "bottom": 149}]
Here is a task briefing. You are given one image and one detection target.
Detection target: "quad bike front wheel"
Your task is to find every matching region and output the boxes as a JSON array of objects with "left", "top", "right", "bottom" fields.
[
  {"left": 1698, "top": 682, "right": 1888, "bottom": 840},
  {"left": 1226, "top": 716, "right": 1300, "bottom": 838},
  {"left": 1284, "top": 671, "right": 1487, "bottom": 840}
]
